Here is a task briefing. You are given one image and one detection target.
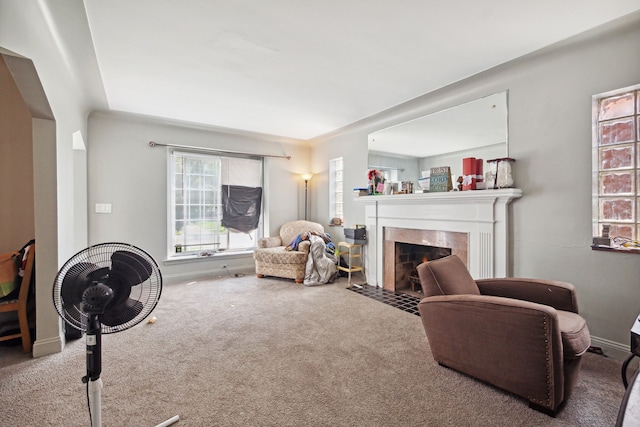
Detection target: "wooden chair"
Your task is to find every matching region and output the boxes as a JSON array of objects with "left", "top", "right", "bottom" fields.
[{"left": 0, "top": 243, "right": 35, "bottom": 353}]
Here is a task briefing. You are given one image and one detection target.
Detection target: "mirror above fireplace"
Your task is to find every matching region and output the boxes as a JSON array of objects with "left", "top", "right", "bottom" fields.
[{"left": 367, "top": 91, "right": 508, "bottom": 182}]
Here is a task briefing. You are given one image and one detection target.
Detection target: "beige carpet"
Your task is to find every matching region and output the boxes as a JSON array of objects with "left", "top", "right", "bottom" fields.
[{"left": 0, "top": 275, "right": 627, "bottom": 426}]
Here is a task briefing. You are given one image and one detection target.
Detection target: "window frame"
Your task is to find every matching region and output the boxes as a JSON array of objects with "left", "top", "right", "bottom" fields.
[
  {"left": 592, "top": 83, "right": 640, "bottom": 252},
  {"left": 167, "top": 149, "right": 264, "bottom": 259},
  {"left": 329, "top": 157, "right": 344, "bottom": 226}
]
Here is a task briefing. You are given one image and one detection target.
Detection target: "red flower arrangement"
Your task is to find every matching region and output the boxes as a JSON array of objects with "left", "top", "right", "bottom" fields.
[
  {"left": 367, "top": 169, "right": 386, "bottom": 194},
  {"left": 367, "top": 169, "right": 385, "bottom": 181}
]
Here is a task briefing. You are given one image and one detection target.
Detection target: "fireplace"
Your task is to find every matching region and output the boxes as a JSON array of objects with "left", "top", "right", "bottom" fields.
[
  {"left": 354, "top": 189, "right": 522, "bottom": 288},
  {"left": 392, "top": 242, "right": 451, "bottom": 293},
  {"left": 384, "top": 227, "right": 465, "bottom": 292}
]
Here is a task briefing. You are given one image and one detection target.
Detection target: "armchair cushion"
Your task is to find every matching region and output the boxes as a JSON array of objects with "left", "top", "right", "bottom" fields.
[
  {"left": 416, "top": 254, "right": 480, "bottom": 297},
  {"left": 253, "top": 246, "right": 309, "bottom": 264},
  {"left": 557, "top": 310, "right": 590, "bottom": 358}
]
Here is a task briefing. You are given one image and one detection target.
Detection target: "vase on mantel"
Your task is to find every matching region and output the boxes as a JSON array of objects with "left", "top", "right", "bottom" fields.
[
  {"left": 367, "top": 169, "right": 386, "bottom": 195},
  {"left": 374, "top": 177, "right": 381, "bottom": 195}
]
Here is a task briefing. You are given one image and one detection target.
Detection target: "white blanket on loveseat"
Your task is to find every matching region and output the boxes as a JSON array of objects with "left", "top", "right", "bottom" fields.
[{"left": 303, "top": 235, "right": 338, "bottom": 286}]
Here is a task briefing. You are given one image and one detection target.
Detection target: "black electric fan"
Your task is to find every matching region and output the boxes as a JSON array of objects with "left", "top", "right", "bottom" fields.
[{"left": 52, "top": 242, "right": 178, "bottom": 427}]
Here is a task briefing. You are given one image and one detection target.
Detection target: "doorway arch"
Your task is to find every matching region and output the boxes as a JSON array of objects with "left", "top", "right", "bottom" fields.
[{"left": 1, "top": 48, "right": 62, "bottom": 357}]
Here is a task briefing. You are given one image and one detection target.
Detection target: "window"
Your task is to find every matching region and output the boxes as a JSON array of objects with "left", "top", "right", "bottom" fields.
[
  {"left": 169, "top": 150, "right": 263, "bottom": 257},
  {"left": 329, "top": 157, "right": 344, "bottom": 225},
  {"left": 593, "top": 84, "right": 640, "bottom": 248}
]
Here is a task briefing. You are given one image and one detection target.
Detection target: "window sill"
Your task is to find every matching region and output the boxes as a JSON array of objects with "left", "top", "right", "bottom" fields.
[
  {"left": 591, "top": 245, "right": 640, "bottom": 254},
  {"left": 163, "top": 249, "right": 254, "bottom": 264}
]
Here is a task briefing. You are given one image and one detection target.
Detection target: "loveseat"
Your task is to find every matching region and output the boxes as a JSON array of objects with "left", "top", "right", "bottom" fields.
[{"left": 253, "top": 220, "right": 325, "bottom": 283}]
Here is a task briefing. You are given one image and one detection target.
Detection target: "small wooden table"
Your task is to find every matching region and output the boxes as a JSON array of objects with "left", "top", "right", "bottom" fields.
[{"left": 337, "top": 242, "right": 364, "bottom": 286}]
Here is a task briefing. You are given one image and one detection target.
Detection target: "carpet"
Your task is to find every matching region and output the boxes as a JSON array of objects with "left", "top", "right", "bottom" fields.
[{"left": 0, "top": 275, "right": 627, "bottom": 426}]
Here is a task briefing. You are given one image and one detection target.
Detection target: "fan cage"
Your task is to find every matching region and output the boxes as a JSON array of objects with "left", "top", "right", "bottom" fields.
[{"left": 53, "top": 242, "right": 162, "bottom": 334}]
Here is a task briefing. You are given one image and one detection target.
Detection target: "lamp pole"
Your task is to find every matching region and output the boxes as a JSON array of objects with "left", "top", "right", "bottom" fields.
[
  {"left": 304, "top": 179, "right": 309, "bottom": 220},
  {"left": 301, "top": 173, "right": 312, "bottom": 220}
]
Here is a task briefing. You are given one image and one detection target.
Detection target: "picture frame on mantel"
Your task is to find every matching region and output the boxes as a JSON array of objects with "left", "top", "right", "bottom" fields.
[{"left": 429, "top": 166, "right": 453, "bottom": 192}]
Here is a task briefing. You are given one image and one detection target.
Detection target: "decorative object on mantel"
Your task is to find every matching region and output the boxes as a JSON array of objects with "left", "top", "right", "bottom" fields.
[
  {"left": 367, "top": 169, "right": 386, "bottom": 195},
  {"left": 353, "top": 188, "right": 369, "bottom": 197},
  {"left": 429, "top": 166, "right": 453, "bottom": 192},
  {"left": 401, "top": 181, "right": 414, "bottom": 194},
  {"left": 486, "top": 158, "right": 515, "bottom": 189},
  {"left": 461, "top": 157, "right": 484, "bottom": 190},
  {"left": 418, "top": 177, "right": 430, "bottom": 191},
  {"left": 418, "top": 170, "right": 430, "bottom": 192}
]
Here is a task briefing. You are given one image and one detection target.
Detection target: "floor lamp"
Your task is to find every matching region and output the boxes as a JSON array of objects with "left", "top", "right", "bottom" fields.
[{"left": 301, "top": 173, "right": 313, "bottom": 220}]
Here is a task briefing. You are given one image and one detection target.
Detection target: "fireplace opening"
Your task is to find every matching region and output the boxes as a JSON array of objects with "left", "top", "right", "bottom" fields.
[
  {"left": 383, "top": 227, "right": 468, "bottom": 293},
  {"left": 394, "top": 242, "right": 451, "bottom": 297}
]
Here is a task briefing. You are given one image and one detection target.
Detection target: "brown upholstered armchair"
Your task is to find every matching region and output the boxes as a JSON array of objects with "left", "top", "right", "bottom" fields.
[
  {"left": 416, "top": 255, "right": 590, "bottom": 415},
  {"left": 253, "top": 220, "right": 325, "bottom": 283}
]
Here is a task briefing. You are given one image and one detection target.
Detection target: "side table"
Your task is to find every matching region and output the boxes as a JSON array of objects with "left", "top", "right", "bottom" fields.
[{"left": 337, "top": 241, "right": 364, "bottom": 286}]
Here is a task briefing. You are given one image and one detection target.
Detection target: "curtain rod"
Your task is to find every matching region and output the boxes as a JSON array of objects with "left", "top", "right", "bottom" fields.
[{"left": 148, "top": 141, "right": 291, "bottom": 160}]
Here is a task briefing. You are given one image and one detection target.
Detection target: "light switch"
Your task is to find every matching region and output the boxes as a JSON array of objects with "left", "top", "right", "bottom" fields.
[{"left": 95, "top": 203, "right": 112, "bottom": 213}]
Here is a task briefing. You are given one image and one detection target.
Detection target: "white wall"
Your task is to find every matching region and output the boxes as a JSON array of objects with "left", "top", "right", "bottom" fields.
[
  {"left": 310, "top": 13, "right": 640, "bottom": 358},
  {"left": 0, "top": 0, "right": 107, "bottom": 356},
  {"left": 87, "top": 112, "right": 310, "bottom": 283}
]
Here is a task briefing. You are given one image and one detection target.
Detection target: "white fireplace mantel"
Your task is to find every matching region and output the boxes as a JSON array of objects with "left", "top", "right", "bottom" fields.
[{"left": 354, "top": 189, "right": 522, "bottom": 287}]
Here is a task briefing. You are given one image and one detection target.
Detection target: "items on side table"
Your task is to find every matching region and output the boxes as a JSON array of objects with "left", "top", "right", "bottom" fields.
[{"left": 344, "top": 227, "right": 366, "bottom": 244}]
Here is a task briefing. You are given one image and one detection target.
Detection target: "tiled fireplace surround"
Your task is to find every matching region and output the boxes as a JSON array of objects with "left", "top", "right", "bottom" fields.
[{"left": 354, "top": 189, "right": 522, "bottom": 290}]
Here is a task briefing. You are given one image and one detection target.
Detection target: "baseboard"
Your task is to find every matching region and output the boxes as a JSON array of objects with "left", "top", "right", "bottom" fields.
[
  {"left": 162, "top": 267, "right": 254, "bottom": 285},
  {"left": 32, "top": 333, "right": 64, "bottom": 358},
  {"left": 590, "top": 335, "right": 630, "bottom": 362}
]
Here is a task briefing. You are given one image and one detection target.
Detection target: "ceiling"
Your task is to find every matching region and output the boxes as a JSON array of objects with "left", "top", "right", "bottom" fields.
[{"left": 83, "top": 1, "right": 640, "bottom": 141}]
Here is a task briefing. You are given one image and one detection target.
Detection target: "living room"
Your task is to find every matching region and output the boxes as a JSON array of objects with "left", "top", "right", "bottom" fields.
[{"left": 2, "top": 2, "right": 640, "bottom": 425}]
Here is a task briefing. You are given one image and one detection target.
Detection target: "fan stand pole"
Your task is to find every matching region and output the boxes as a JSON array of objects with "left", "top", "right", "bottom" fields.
[
  {"left": 88, "top": 378, "right": 103, "bottom": 427},
  {"left": 84, "top": 314, "right": 103, "bottom": 427}
]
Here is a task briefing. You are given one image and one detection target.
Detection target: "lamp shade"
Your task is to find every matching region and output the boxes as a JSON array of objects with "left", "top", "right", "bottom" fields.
[{"left": 301, "top": 173, "right": 313, "bottom": 181}]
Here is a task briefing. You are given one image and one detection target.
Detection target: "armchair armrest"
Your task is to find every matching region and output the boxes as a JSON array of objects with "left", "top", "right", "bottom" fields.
[
  {"left": 418, "top": 294, "right": 564, "bottom": 409},
  {"left": 475, "top": 278, "right": 579, "bottom": 313},
  {"left": 297, "top": 240, "right": 311, "bottom": 254},
  {"left": 257, "top": 236, "right": 282, "bottom": 248}
]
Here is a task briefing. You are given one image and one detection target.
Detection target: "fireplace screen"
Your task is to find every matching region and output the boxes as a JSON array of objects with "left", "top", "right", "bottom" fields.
[{"left": 394, "top": 242, "right": 451, "bottom": 294}]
